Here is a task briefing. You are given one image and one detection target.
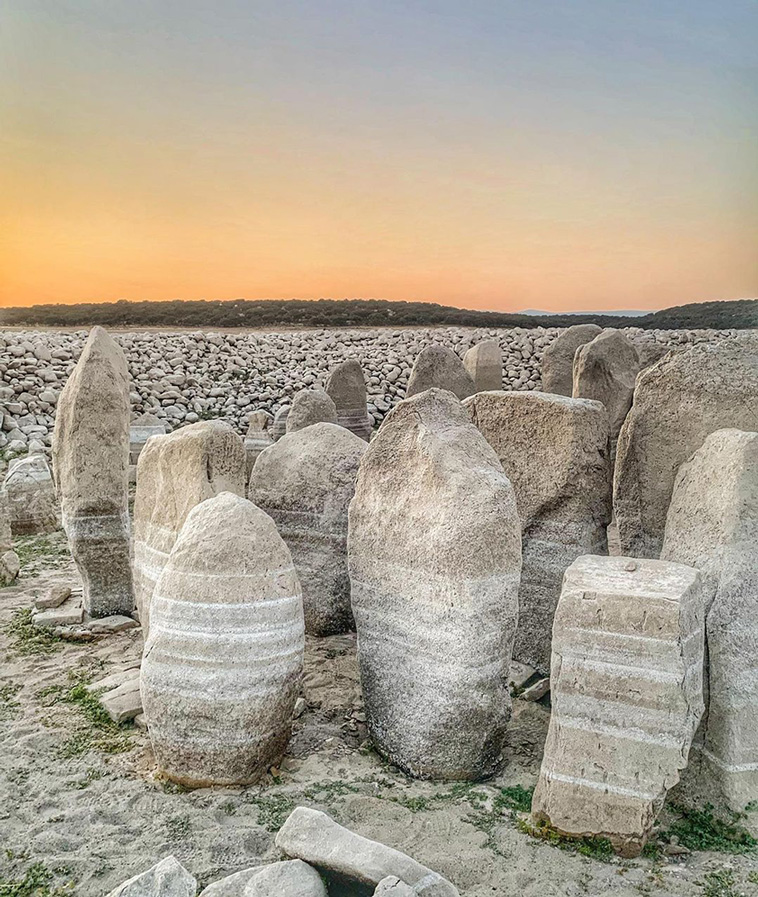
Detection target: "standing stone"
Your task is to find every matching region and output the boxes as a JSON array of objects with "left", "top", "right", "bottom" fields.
[
  {"left": 465, "top": 391, "right": 611, "bottom": 674},
  {"left": 52, "top": 326, "right": 134, "bottom": 617},
  {"left": 325, "top": 359, "right": 372, "bottom": 441},
  {"left": 615, "top": 340, "right": 758, "bottom": 558},
  {"left": 244, "top": 410, "right": 274, "bottom": 481},
  {"left": 348, "top": 389, "right": 522, "bottom": 780},
  {"left": 286, "top": 389, "right": 338, "bottom": 433},
  {"left": 0, "top": 491, "right": 20, "bottom": 586},
  {"left": 250, "top": 423, "right": 367, "bottom": 636},
  {"left": 531, "top": 555, "right": 705, "bottom": 858},
  {"left": 272, "top": 406, "right": 291, "bottom": 441},
  {"left": 463, "top": 341, "right": 502, "bottom": 392},
  {"left": 133, "top": 420, "right": 245, "bottom": 637},
  {"left": 3, "top": 453, "right": 58, "bottom": 534},
  {"left": 541, "top": 324, "right": 602, "bottom": 396},
  {"left": 405, "top": 346, "right": 476, "bottom": 401},
  {"left": 141, "top": 492, "right": 304, "bottom": 786},
  {"left": 572, "top": 329, "right": 640, "bottom": 447},
  {"left": 662, "top": 428, "right": 758, "bottom": 810},
  {"left": 129, "top": 414, "right": 166, "bottom": 482}
]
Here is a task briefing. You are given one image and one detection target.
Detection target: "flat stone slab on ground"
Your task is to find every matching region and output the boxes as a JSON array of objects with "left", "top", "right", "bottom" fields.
[
  {"left": 34, "top": 584, "right": 72, "bottom": 609},
  {"left": 86, "top": 667, "right": 141, "bottom": 694},
  {"left": 32, "top": 600, "right": 83, "bottom": 628},
  {"left": 87, "top": 614, "right": 139, "bottom": 634},
  {"left": 101, "top": 677, "right": 143, "bottom": 723}
]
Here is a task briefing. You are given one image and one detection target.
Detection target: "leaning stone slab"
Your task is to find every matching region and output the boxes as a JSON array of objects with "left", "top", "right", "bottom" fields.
[
  {"left": 105, "top": 856, "right": 196, "bottom": 897},
  {"left": 349, "top": 388, "right": 521, "bottom": 780},
  {"left": 662, "top": 428, "right": 758, "bottom": 810},
  {"left": 615, "top": 339, "right": 758, "bottom": 558},
  {"left": 141, "top": 492, "right": 304, "bottom": 786},
  {"left": 3, "top": 453, "right": 58, "bottom": 534},
  {"left": 52, "top": 326, "right": 134, "bottom": 617},
  {"left": 250, "top": 423, "right": 367, "bottom": 636},
  {"left": 405, "top": 346, "right": 476, "bottom": 400},
  {"left": 244, "top": 410, "right": 274, "bottom": 480},
  {"left": 286, "top": 388, "right": 338, "bottom": 433},
  {"left": 276, "top": 807, "right": 459, "bottom": 896},
  {"left": 531, "top": 555, "right": 706, "bottom": 858},
  {"left": 541, "top": 324, "right": 602, "bottom": 396},
  {"left": 466, "top": 391, "right": 611, "bottom": 674},
  {"left": 463, "top": 341, "right": 502, "bottom": 392},
  {"left": 133, "top": 419, "right": 245, "bottom": 638},
  {"left": 325, "top": 358, "right": 372, "bottom": 441}
]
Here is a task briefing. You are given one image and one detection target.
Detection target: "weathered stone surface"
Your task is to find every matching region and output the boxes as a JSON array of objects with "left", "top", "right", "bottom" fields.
[
  {"left": 466, "top": 391, "right": 611, "bottom": 673},
  {"left": 276, "top": 808, "right": 459, "bottom": 896},
  {"left": 141, "top": 492, "right": 304, "bottom": 786},
  {"left": 198, "top": 868, "right": 260, "bottom": 897},
  {"left": 35, "top": 584, "right": 72, "bottom": 609},
  {"left": 244, "top": 410, "right": 273, "bottom": 480},
  {"left": 86, "top": 666, "right": 140, "bottom": 694},
  {"left": 250, "top": 423, "right": 366, "bottom": 636},
  {"left": 105, "top": 856, "right": 196, "bottom": 897},
  {"left": 133, "top": 419, "right": 245, "bottom": 638},
  {"left": 129, "top": 413, "right": 167, "bottom": 466},
  {"left": 615, "top": 339, "right": 758, "bottom": 558},
  {"left": 572, "top": 329, "right": 640, "bottom": 446},
  {"left": 33, "top": 600, "right": 84, "bottom": 628},
  {"left": 0, "top": 491, "right": 20, "bottom": 585},
  {"left": 462, "top": 340, "right": 502, "bottom": 392},
  {"left": 662, "top": 428, "right": 758, "bottom": 810},
  {"left": 102, "top": 676, "right": 143, "bottom": 723},
  {"left": 271, "top": 406, "right": 290, "bottom": 441},
  {"left": 374, "top": 877, "right": 415, "bottom": 896},
  {"left": 243, "top": 860, "right": 327, "bottom": 896},
  {"left": 541, "top": 324, "right": 602, "bottom": 396},
  {"left": 325, "top": 358, "right": 372, "bottom": 441},
  {"left": 52, "top": 326, "right": 134, "bottom": 617},
  {"left": 88, "top": 614, "right": 139, "bottom": 634},
  {"left": 405, "top": 346, "right": 476, "bottom": 400},
  {"left": 531, "top": 555, "right": 705, "bottom": 857},
  {"left": 3, "top": 453, "right": 58, "bottom": 534},
  {"left": 348, "top": 388, "right": 521, "bottom": 780},
  {"left": 286, "top": 389, "right": 338, "bottom": 433}
]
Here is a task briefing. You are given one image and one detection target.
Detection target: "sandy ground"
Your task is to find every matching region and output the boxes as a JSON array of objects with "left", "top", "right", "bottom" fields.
[{"left": 2, "top": 535, "right": 758, "bottom": 897}]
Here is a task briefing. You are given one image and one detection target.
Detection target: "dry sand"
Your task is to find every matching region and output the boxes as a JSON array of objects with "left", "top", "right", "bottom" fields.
[{"left": 2, "top": 534, "right": 757, "bottom": 896}]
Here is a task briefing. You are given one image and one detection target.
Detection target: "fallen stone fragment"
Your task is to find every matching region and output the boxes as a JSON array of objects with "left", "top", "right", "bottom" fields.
[
  {"left": 405, "top": 345, "right": 476, "bottom": 400},
  {"left": 520, "top": 678, "right": 550, "bottom": 702},
  {"left": 101, "top": 677, "right": 143, "bottom": 724},
  {"left": 105, "top": 855, "right": 196, "bottom": 897},
  {"left": 541, "top": 324, "right": 602, "bottom": 396},
  {"left": 507, "top": 661, "right": 536, "bottom": 691},
  {"left": 531, "top": 555, "right": 706, "bottom": 857},
  {"left": 286, "top": 388, "right": 338, "bottom": 433},
  {"left": 463, "top": 340, "right": 502, "bottom": 392},
  {"left": 85, "top": 663, "right": 141, "bottom": 696},
  {"left": 275, "top": 807, "right": 459, "bottom": 895},
  {"left": 134, "top": 713, "right": 148, "bottom": 731},
  {"left": 35, "top": 585, "right": 72, "bottom": 610},
  {"left": 662, "top": 428, "right": 758, "bottom": 810},
  {"left": 55, "top": 626, "right": 97, "bottom": 642},
  {"left": 87, "top": 615, "right": 139, "bottom": 634},
  {"left": 325, "top": 358, "right": 372, "bottom": 441},
  {"left": 33, "top": 601, "right": 84, "bottom": 628},
  {"left": 243, "top": 860, "right": 327, "bottom": 896}
]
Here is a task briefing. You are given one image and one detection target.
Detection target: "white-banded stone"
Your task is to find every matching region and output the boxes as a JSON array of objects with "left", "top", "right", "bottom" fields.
[
  {"left": 325, "top": 358, "right": 372, "bottom": 441},
  {"left": 141, "top": 492, "right": 304, "bottom": 786},
  {"left": 244, "top": 410, "right": 273, "bottom": 481},
  {"left": 405, "top": 346, "right": 476, "bottom": 400},
  {"left": 272, "top": 406, "right": 291, "bottom": 441},
  {"left": 462, "top": 341, "right": 502, "bottom": 392}
]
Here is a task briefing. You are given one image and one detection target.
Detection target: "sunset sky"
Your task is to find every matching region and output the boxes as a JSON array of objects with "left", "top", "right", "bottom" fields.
[{"left": 2, "top": 1, "right": 756, "bottom": 312}]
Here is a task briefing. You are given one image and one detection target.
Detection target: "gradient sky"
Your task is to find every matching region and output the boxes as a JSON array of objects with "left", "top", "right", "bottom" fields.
[{"left": 1, "top": 1, "right": 756, "bottom": 312}]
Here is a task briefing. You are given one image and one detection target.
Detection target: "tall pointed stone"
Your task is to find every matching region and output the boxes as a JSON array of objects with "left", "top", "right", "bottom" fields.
[
  {"left": 286, "top": 388, "right": 338, "bottom": 433},
  {"left": 531, "top": 555, "right": 705, "bottom": 857},
  {"left": 463, "top": 341, "right": 502, "bottom": 392},
  {"left": 465, "top": 391, "right": 611, "bottom": 674},
  {"left": 250, "top": 423, "right": 367, "bottom": 636},
  {"left": 662, "top": 428, "right": 758, "bottom": 810},
  {"left": 541, "top": 324, "right": 602, "bottom": 396},
  {"left": 325, "top": 359, "right": 372, "bottom": 441},
  {"left": 141, "top": 492, "right": 304, "bottom": 786},
  {"left": 615, "top": 340, "right": 758, "bottom": 558},
  {"left": 52, "top": 327, "right": 133, "bottom": 617},
  {"left": 405, "top": 346, "right": 476, "bottom": 401},
  {"left": 133, "top": 420, "right": 245, "bottom": 637},
  {"left": 348, "top": 389, "right": 522, "bottom": 780}
]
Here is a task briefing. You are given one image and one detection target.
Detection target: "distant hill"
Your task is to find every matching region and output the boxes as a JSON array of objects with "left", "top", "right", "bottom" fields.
[
  {"left": 0, "top": 297, "right": 755, "bottom": 330},
  {"left": 521, "top": 308, "right": 649, "bottom": 317}
]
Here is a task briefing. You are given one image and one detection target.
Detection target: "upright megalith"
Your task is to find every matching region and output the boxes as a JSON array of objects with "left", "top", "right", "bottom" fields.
[
  {"left": 662, "top": 429, "right": 758, "bottom": 810},
  {"left": 615, "top": 340, "right": 758, "bottom": 558},
  {"left": 0, "top": 491, "right": 20, "bottom": 586},
  {"left": 286, "top": 389, "right": 338, "bottom": 434},
  {"left": 325, "top": 358, "right": 372, "bottom": 441},
  {"left": 463, "top": 341, "right": 502, "bottom": 392},
  {"left": 129, "top": 414, "right": 166, "bottom": 481},
  {"left": 52, "top": 326, "right": 134, "bottom": 617},
  {"left": 541, "top": 324, "right": 602, "bottom": 396},
  {"left": 3, "top": 453, "right": 58, "bottom": 534},
  {"left": 465, "top": 391, "right": 611, "bottom": 674},
  {"left": 532, "top": 555, "right": 705, "bottom": 857},
  {"left": 348, "top": 388, "right": 522, "bottom": 780},
  {"left": 272, "top": 405, "right": 291, "bottom": 441},
  {"left": 244, "top": 410, "right": 273, "bottom": 480},
  {"left": 141, "top": 492, "right": 305, "bottom": 787},
  {"left": 405, "top": 346, "right": 476, "bottom": 401},
  {"left": 573, "top": 329, "right": 640, "bottom": 447},
  {"left": 133, "top": 420, "right": 245, "bottom": 637},
  {"left": 250, "top": 423, "right": 366, "bottom": 636}
]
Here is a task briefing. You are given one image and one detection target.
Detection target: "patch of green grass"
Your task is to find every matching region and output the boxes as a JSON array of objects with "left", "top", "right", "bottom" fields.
[
  {"left": 663, "top": 804, "right": 757, "bottom": 855},
  {"left": 245, "top": 793, "right": 297, "bottom": 831},
  {"left": 302, "top": 780, "right": 360, "bottom": 803},
  {"left": 13, "top": 534, "right": 68, "bottom": 576},
  {"left": 517, "top": 818, "right": 616, "bottom": 862},
  {"left": 0, "top": 861, "right": 74, "bottom": 897},
  {"left": 494, "top": 784, "right": 534, "bottom": 814},
  {"left": 4, "top": 609, "right": 62, "bottom": 656},
  {"left": 0, "top": 682, "right": 22, "bottom": 720},
  {"left": 160, "top": 779, "right": 191, "bottom": 794},
  {"left": 747, "top": 870, "right": 758, "bottom": 884},
  {"left": 700, "top": 869, "right": 738, "bottom": 897}
]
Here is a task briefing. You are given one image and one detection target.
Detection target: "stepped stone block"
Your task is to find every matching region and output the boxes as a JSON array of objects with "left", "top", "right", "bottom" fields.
[
  {"left": 463, "top": 341, "right": 502, "bottom": 392},
  {"left": 325, "top": 358, "right": 372, "bottom": 441},
  {"left": 405, "top": 346, "right": 476, "bottom": 400},
  {"left": 141, "top": 492, "right": 304, "bottom": 786},
  {"left": 531, "top": 555, "right": 706, "bottom": 857},
  {"left": 466, "top": 391, "right": 611, "bottom": 673},
  {"left": 541, "top": 324, "right": 602, "bottom": 396},
  {"left": 348, "top": 388, "right": 521, "bottom": 780},
  {"left": 662, "top": 428, "right": 758, "bottom": 810},
  {"left": 52, "top": 327, "right": 134, "bottom": 617}
]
